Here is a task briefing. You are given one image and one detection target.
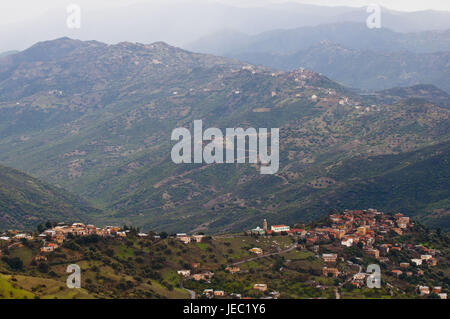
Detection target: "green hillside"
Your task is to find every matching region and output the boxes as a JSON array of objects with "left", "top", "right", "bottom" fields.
[
  {"left": 0, "top": 164, "right": 98, "bottom": 230},
  {"left": 0, "top": 38, "right": 449, "bottom": 232},
  {"left": 0, "top": 217, "right": 448, "bottom": 299},
  {"left": 273, "top": 141, "right": 450, "bottom": 230},
  {"left": 233, "top": 42, "right": 450, "bottom": 92}
]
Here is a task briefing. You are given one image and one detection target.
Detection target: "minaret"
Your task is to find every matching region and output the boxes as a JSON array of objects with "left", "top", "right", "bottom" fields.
[{"left": 263, "top": 219, "right": 268, "bottom": 232}]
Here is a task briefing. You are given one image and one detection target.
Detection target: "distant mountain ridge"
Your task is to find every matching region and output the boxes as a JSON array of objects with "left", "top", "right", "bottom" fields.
[
  {"left": 232, "top": 41, "right": 450, "bottom": 92},
  {"left": 187, "top": 23, "right": 450, "bottom": 55},
  {"left": 2, "top": 2, "right": 450, "bottom": 52},
  {"left": 187, "top": 23, "right": 450, "bottom": 92}
]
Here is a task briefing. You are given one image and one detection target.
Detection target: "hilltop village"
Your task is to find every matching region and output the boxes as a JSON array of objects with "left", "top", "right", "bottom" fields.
[
  {"left": 186, "top": 209, "right": 446, "bottom": 299},
  {"left": 0, "top": 209, "right": 448, "bottom": 299}
]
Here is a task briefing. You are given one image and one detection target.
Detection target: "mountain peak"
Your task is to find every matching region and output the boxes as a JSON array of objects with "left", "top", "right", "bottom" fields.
[
  {"left": 32, "top": 37, "right": 84, "bottom": 49},
  {"left": 14, "top": 37, "right": 105, "bottom": 63},
  {"left": 110, "top": 41, "right": 181, "bottom": 53},
  {"left": 145, "top": 41, "right": 180, "bottom": 51}
]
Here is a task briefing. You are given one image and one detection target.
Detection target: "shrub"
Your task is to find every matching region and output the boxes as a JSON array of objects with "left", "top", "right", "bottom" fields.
[{"left": 2, "top": 257, "right": 23, "bottom": 270}]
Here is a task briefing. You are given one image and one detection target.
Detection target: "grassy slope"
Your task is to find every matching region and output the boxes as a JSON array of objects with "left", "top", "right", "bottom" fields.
[{"left": 0, "top": 164, "right": 100, "bottom": 230}]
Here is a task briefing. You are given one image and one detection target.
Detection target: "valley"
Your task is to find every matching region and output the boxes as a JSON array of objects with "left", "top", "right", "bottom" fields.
[
  {"left": 2, "top": 0, "right": 450, "bottom": 305},
  {"left": 0, "top": 38, "right": 449, "bottom": 233}
]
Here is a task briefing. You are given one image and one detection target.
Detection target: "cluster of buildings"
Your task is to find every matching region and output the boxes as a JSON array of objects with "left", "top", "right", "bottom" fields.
[
  {"left": 0, "top": 223, "right": 133, "bottom": 260},
  {"left": 248, "top": 209, "right": 412, "bottom": 246},
  {"left": 1, "top": 209, "right": 446, "bottom": 299},
  {"left": 33, "top": 223, "right": 132, "bottom": 258},
  {"left": 1, "top": 223, "right": 159, "bottom": 251},
  {"left": 308, "top": 209, "right": 445, "bottom": 298},
  {"left": 248, "top": 219, "right": 302, "bottom": 236},
  {"left": 151, "top": 209, "right": 446, "bottom": 299},
  {"left": 249, "top": 209, "right": 445, "bottom": 299},
  {"left": 175, "top": 233, "right": 206, "bottom": 244},
  {"left": 177, "top": 261, "right": 278, "bottom": 299},
  {"left": 40, "top": 223, "right": 126, "bottom": 243},
  {"left": 1, "top": 223, "right": 138, "bottom": 257},
  {"left": 202, "top": 289, "right": 225, "bottom": 298},
  {"left": 200, "top": 284, "right": 279, "bottom": 300},
  {"left": 325, "top": 210, "right": 439, "bottom": 266},
  {"left": 0, "top": 231, "right": 34, "bottom": 242},
  {"left": 390, "top": 246, "right": 440, "bottom": 278},
  {"left": 304, "top": 209, "right": 413, "bottom": 248},
  {"left": 418, "top": 286, "right": 446, "bottom": 299},
  {"left": 177, "top": 269, "right": 215, "bottom": 282}
]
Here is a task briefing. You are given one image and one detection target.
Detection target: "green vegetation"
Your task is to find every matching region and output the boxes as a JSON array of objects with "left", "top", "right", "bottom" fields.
[
  {"left": 0, "top": 38, "right": 449, "bottom": 233},
  {"left": 1, "top": 221, "right": 446, "bottom": 299},
  {"left": 0, "top": 164, "right": 99, "bottom": 229}
]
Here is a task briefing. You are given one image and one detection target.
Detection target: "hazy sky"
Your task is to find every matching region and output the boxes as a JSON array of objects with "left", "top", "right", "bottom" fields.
[{"left": 1, "top": 0, "right": 450, "bottom": 25}]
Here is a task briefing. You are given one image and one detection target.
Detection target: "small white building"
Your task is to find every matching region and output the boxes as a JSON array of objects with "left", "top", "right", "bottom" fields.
[
  {"left": 271, "top": 225, "right": 290, "bottom": 233},
  {"left": 192, "top": 235, "right": 205, "bottom": 243},
  {"left": 411, "top": 258, "right": 422, "bottom": 266},
  {"left": 177, "top": 270, "right": 191, "bottom": 277},
  {"left": 341, "top": 238, "right": 353, "bottom": 247},
  {"left": 249, "top": 247, "right": 263, "bottom": 255},
  {"left": 254, "top": 284, "right": 268, "bottom": 292},
  {"left": 44, "top": 230, "right": 56, "bottom": 237},
  {"left": 353, "top": 273, "right": 367, "bottom": 281},
  {"left": 418, "top": 286, "right": 430, "bottom": 295}
]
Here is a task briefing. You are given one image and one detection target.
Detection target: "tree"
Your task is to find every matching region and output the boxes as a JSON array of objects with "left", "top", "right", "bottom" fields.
[
  {"left": 38, "top": 263, "right": 49, "bottom": 273},
  {"left": 37, "top": 224, "right": 45, "bottom": 233},
  {"left": 105, "top": 248, "right": 114, "bottom": 257},
  {"left": 3, "top": 257, "right": 23, "bottom": 270},
  {"left": 159, "top": 232, "right": 168, "bottom": 239}
]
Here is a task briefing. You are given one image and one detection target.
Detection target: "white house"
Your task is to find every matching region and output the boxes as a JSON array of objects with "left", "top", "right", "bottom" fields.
[
  {"left": 177, "top": 270, "right": 191, "bottom": 277},
  {"left": 271, "top": 225, "right": 290, "bottom": 233},
  {"left": 411, "top": 258, "right": 422, "bottom": 266},
  {"left": 341, "top": 238, "right": 353, "bottom": 247}
]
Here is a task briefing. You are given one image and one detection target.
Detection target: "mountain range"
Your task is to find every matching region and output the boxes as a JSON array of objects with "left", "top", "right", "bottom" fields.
[
  {"left": 187, "top": 23, "right": 450, "bottom": 92},
  {"left": 187, "top": 23, "right": 450, "bottom": 55},
  {"left": 0, "top": 38, "right": 449, "bottom": 232},
  {"left": 2, "top": 2, "right": 450, "bottom": 52}
]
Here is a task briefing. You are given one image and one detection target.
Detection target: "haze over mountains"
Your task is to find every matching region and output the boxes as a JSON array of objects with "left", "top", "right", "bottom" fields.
[
  {"left": 188, "top": 23, "right": 450, "bottom": 55},
  {"left": 2, "top": 2, "right": 450, "bottom": 52},
  {"left": 3, "top": 2, "right": 449, "bottom": 93},
  {"left": 0, "top": 51, "right": 19, "bottom": 58},
  {"left": 0, "top": 38, "right": 449, "bottom": 232},
  {"left": 187, "top": 23, "right": 450, "bottom": 92}
]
